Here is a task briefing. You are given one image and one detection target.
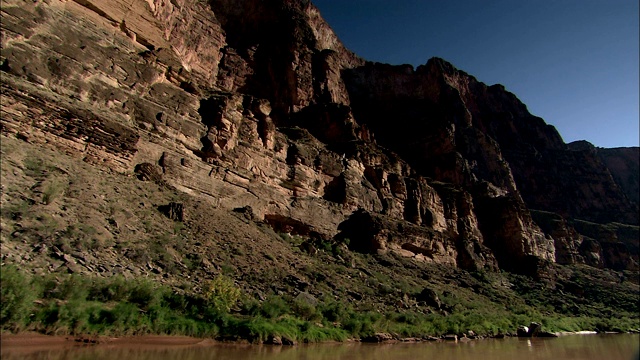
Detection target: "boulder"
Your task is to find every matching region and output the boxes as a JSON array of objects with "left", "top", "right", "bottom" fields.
[
  {"left": 281, "top": 336, "right": 297, "bottom": 346},
  {"left": 265, "top": 335, "right": 282, "bottom": 345},
  {"left": 443, "top": 334, "right": 458, "bottom": 341},
  {"left": 516, "top": 326, "right": 530, "bottom": 337},
  {"left": 361, "top": 333, "right": 394, "bottom": 343},
  {"left": 416, "top": 288, "right": 442, "bottom": 309},
  {"left": 527, "top": 322, "right": 542, "bottom": 337}
]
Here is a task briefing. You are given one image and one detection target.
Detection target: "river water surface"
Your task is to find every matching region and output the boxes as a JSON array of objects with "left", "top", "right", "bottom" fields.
[{"left": 2, "top": 334, "right": 638, "bottom": 360}]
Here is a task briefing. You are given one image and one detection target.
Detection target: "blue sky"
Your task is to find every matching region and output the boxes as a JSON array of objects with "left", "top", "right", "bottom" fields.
[{"left": 313, "top": 0, "right": 639, "bottom": 148}]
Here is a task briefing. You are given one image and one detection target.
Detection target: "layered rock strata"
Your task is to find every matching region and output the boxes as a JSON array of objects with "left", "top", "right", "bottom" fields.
[{"left": 1, "top": 0, "right": 637, "bottom": 273}]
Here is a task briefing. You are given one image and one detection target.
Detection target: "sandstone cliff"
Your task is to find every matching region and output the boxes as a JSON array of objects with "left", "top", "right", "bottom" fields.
[{"left": 1, "top": 0, "right": 637, "bottom": 274}]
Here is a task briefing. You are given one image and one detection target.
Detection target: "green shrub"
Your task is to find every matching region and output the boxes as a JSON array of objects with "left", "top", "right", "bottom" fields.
[
  {"left": 260, "top": 296, "right": 290, "bottom": 319},
  {"left": 129, "top": 279, "right": 164, "bottom": 310},
  {"left": 342, "top": 312, "right": 379, "bottom": 337},
  {"left": 291, "top": 298, "right": 320, "bottom": 321},
  {"left": 88, "top": 276, "right": 127, "bottom": 302},
  {"left": 317, "top": 300, "right": 348, "bottom": 322},
  {"left": 53, "top": 300, "right": 95, "bottom": 334},
  {"left": 109, "top": 302, "right": 148, "bottom": 332},
  {"left": 42, "top": 180, "right": 64, "bottom": 205},
  {"left": 0, "top": 265, "right": 38, "bottom": 328},
  {"left": 203, "top": 275, "right": 241, "bottom": 313},
  {"left": 240, "top": 297, "right": 261, "bottom": 316},
  {"left": 53, "top": 275, "right": 90, "bottom": 301},
  {"left": 23, "top": 157, "right": 47, "bottom": 177}
]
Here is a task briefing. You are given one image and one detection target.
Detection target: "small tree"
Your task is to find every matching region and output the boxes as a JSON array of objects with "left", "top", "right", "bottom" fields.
[{"left": 203, "top": 275, "right": 241, "bottom": 313}]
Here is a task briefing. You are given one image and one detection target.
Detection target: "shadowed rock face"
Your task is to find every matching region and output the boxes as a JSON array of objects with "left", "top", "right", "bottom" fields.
[
  {"left": 0, "top": 0, "right": 637, "bottom": 273},
  {"left": 596, "top": 146, "right": 640, "bottom": 206},
  {"left": 342, "top": 60, "right": 638, "bottom": 227}
]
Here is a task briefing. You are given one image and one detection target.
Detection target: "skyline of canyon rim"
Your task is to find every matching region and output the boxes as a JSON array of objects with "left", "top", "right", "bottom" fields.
[{"left": 313, "top": 0, "right": 640, "bottom": 148}]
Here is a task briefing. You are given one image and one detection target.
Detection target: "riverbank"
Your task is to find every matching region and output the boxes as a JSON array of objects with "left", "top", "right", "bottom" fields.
[{"left": 1, "top": 261, "right": 638, "bottom": 344}]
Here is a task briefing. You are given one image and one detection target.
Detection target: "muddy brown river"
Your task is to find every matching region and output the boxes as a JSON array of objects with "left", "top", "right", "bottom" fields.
[{"left": 2, "top": 334, "right": 638, "bottom": 360}]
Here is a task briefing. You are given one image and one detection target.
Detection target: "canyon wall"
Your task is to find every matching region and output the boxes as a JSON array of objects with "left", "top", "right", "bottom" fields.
[{"left": 1, "top": 0, "right": 637, "bottom": 273}]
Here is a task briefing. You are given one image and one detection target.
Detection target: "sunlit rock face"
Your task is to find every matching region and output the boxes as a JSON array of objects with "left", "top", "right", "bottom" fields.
[{"left": 1, "top": 0, "right": 637, "bottom": 273}]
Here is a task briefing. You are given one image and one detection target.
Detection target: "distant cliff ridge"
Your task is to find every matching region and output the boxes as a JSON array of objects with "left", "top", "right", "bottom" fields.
[{"left": 0, "top": 0, "right": 637, "bottom": 274}]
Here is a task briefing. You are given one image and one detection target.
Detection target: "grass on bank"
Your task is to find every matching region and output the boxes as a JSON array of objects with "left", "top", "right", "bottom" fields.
[{"left": 1, "top": 265, "right": 637, "bottom": 341}]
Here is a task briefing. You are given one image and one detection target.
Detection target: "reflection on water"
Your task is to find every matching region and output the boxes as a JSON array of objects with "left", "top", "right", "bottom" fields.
[{"left": 2, "top": 334, "right": 639, "bottom": 360}]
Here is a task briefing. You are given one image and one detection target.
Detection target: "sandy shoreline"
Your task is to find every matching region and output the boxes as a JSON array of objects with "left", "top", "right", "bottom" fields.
[{"left": 1, "top": 332, "right": 217, "bottom": 349}]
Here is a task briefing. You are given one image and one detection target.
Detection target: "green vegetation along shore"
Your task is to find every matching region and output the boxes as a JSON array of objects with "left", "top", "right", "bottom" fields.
[{"left": 2, "top": 263, "right": 638, "bottom": 343}]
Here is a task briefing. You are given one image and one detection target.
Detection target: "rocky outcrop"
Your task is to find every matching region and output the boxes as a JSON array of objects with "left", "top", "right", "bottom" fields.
[
  {"left": 342, "top": 60, "right": 557, "bottom": 271},
  {"left": 1, "top": 0, "right": 637, "bottom": 274},
  {"left": 337, "top": 209, "right": 497, "bottom": 269},
  {"left": 570, "top": 220, "right": 639, "bottom": 271},
  {"left": 530, "top": 210, "right": 639, "bottom": 270},
  {"left": 530, "top": 210, "right": 585, "bottom": 266}
]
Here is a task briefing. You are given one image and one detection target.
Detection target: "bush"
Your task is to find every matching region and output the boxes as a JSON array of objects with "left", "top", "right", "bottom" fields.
[
  {"left": 260, "top": 296, "right": 290, "bottom": 319},
  {"left": 291, "top": 298, "right": 320, "bottom": 321},
  {"left": 0, "top": 265, "right": 38, "bottom": 328},
  {"left": 53, "top": 300, "right": 94, "bottom": 334},
  {"left": 42, "top": 180, "right": 64, "bottom": 205},
  {"left": 342, "top": 311, "right": 380, "bottom": 337},
  {"left": 317, "top": 300, "right": 348, "bottom": 323},
  {"left": 203, "top": 275, "right": 241, "bottom": 313},
  {"left": 53, "top": 275, "right": 90, "bottom": 301}
]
